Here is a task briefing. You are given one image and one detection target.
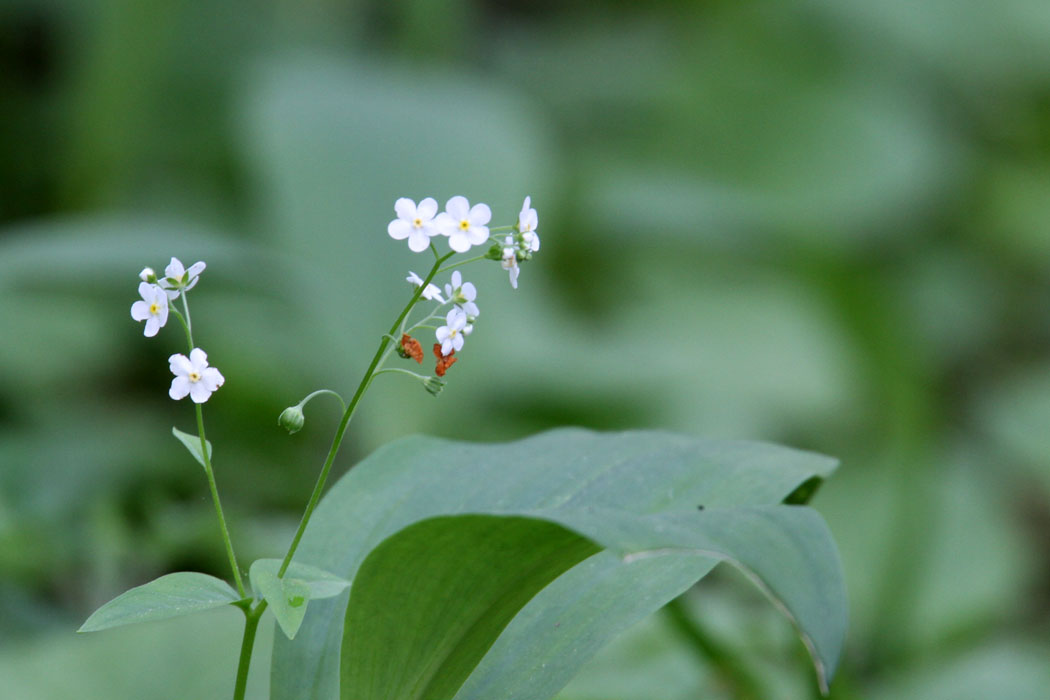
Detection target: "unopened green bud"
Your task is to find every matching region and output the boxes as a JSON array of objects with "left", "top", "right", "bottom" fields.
[
  {"left": 139, "top": 267, "right": 157, "bottom": 283},
  {"left": 278, "top": 405, "right": 306, "bottom": 434},
  {"left": 484, "top": 243, "right": 503, "bottom": 261},
  {"left": 423, "top": 376, "right": 446, "bottom": 397}
]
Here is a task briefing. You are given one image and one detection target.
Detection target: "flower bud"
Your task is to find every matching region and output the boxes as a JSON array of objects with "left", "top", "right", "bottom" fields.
[
  {"left": 484, "top": 243, "right": 504, "bottom": 261},
  {"left": 278, "top": 405, "right": 306, "bottom": 434},
  {"left": 139, "top": 267, "right": 156, "bottom": 283},
  {"left": 423, "top": 376, "right": 446, "bottom": 397}
]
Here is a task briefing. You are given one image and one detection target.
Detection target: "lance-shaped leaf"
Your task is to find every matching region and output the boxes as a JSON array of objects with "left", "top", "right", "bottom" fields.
[
  {"left": 79, "top": 572, "right": 241, "bottom": 633},
  {"left": 271, "top": 428, "right": 842, "bottom": 700},
  {"left": 172, "top": 426, "right": 213, "bottom": 470}
]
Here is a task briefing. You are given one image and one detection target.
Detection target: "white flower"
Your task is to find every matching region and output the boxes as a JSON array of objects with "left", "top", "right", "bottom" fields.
[
  {"left": 169, "top": 348, "right": 225, "bottom": 403},
  {"left": 444, "top": 270, "right": 479, "bottom": 316},
  {"left": 139, "top": 267, "right": 155, "bottom": 282},
  {"left": 388, "top": 197, "right": 440, "bottom": 253},
  {"left": 501, "top": 237, "right": 520, "bottom": 289},
  {"left": 517, "top": 196, "right": 539, "bottom": 252},
  {"left": 159, "top": 257, "right": 206, "bottom": 299},
  {"left": 435, "top": 308, "right": 468, "bottom": 356},
  {"left": 406, "top": 271, "right": 445, "bottom": 302},
  {"left": 130, "top": 283, "right": 169, "bottom": 337},
  {"left": 436, "top": 196, "right": 491, "bottom": 253}
]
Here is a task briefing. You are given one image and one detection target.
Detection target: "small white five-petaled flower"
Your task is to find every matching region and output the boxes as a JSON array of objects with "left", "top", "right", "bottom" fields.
[
  {"left": 169, "top": 348, "right": 225, "bottom": 403},
  {"left": 517, "top": 196, "right": 540, "bottom": 252},
  {"left": 436, "top": 196, "right": 491, "bottom": 253},
  {"left": 444, "top": 271, "right": 479, "bottom": 317},
  {"left": 388, "top": 197, "right": 440, "bottom": 253},
  {"left": 131, "top": 283, "right": 169, "bottom": 337},
  {"left": 436, "top": 308, "right": 468, "bottom": 356},
  {"left": 501, "top": 236, "right": 520, "bottom": 289},
  {"left": 406, "top": 271, "right": 445, "bottom": 302},
  {"left": 159, "top": 257, "right": 206, "bottom": 300}
]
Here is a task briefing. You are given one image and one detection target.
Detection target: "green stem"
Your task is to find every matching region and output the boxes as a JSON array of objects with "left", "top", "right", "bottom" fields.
[
  {"left": 277, "top": 250, "right": 455, "bottom": 578},
  {"left": 298, "top": 389, "right": 347, "bottom": 414},
  {"left": 232, "top": 601, "right": 267, "bottom": 700},
  {"left": 172, "top": 297, "right": 245, "bottom": 597},
  {"left": 662, "top": 596, "right": 765, "bottom": 700},
  {"left": 437, "top": 254, "right": 487, "bottom": 274},
  {"left": 197, "top": 402, "right": 246, "bottom": 598}
]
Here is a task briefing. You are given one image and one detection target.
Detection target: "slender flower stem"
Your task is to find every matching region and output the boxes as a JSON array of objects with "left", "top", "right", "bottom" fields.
[
  {"left": 232, "top": 600, "right": 267, "bottom": 700},
  {"left": 277, "top": 249, "right": 455, "bottom": 578},
  {"left": 197, "top": 402, "right": 246, "bottom": 597},
  {"left": 374, "top": 367, "right": 430, "bottom": 382},
  {"left": 438, "top": 254, "right": 487, "bottom": 274},
  {"left": 298, "top": 388, "right": 347, "bottom": 414},
  {"left": 171, "top": 299, "right": 246, "bottom": 597}
]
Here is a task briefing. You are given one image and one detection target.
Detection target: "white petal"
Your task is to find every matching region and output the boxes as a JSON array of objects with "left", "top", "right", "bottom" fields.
[
  {"left": 448, "top": 232, "right": 471, "bottom": 253},
  {"left": 169, "top": 353, "right": 192, "bottom": 376},
  {"left": 441, "top": 338, "right": 454, "bottom": 356},
  {"left": 189, "top": 381, "right": 212, "bottom": 403},
  {"left": 189, "top": 348, "right": 208, "bottom": 368},
  {"left": 165, "top": 257, "right": 185, "bottom": 279},
  {"left": 388, "top": 219, "right": 412, "bottom": 240},
  {"left": 469, "top": 202, "right": 492, "bottom": 226},
  {"left": 445, "top": 196, "right": 469, "bottom": 219},
  {"left": 463, "top": 301, "right": 480, "bottom": 317},
  {"left": 451, "top": 271, "right": 462, "bottom": 288},
  {"left": 452, "top": 334, "right": 464, "bottom": 352},
  {"left": 436, "top": 326, "right": 450, "bottom": 344},
  {"left": 137, "top": 282, "right": 154, "bottom": 300},
  {"left": 186, "top": 261, "right": 206, "bottom": 278},
  {"left": 407, "top": 271, "right": 423, "bottom": 286},
  {"left": 201, "top": 367, "right": 225, "bottom": 391},
  {"left": 461, "top": 281, "right": 476, "bottom": 301},
  {"left": 408, "top": 230, "right": 431, "bottom": 252},
  {"left": 131, "top": 300, "right": 151, "bottom": 321},
  {"left": 144, "top": 317, "right": 160, "bottom": 337},
  {"left": 394, "top": 197, "right": 416, "bottom": 220},
  {"left": 434, "top": 212, "right": 455, "bottom": 237},
  {"left": 169, "top": 376, "right": 191, "bottom": 400},
  {"left": 417, "top": 197, "right": 438, "bottom": 219},
  {"left": 467, "top": 225, "right": 489, "bottom": 245}
]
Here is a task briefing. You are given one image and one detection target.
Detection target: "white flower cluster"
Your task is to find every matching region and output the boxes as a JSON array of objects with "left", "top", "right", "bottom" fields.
[
  {"left": 130, "top": 256, "right": 225, "bottom": 403},
  {"left": 388, "top": 196, "right": 491, "bottom": 254},
  {"left": 391, "top": 194, "right": 541, "bottom": 387},
  {"left": 388, "top": 195, "right": 540, "bottom": 290}
]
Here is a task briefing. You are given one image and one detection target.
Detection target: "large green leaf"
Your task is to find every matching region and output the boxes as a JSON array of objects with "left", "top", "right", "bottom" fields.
[
  {"left": 79, "top": 572, "right": 242, "bottom": 632},
  {"left": 271, "top": 428, "right": 843, "bottom": 699}
]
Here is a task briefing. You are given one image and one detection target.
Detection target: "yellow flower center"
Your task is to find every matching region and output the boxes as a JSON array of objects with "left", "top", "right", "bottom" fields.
[
  {"left": 413, "top": 217, "right": 423, "bottom": 228},
  {"left": 459, "top": 219, "right": 471, "bottom": 231},
  {"left": 149, "top": 302, "right": 160, "bottom": 314},
  {"left": 188, "top": 371, "right": 201, "bottom": 383}
]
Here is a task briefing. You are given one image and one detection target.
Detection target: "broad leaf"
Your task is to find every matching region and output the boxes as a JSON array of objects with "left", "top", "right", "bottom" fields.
[
  {"left": 250, "top": 559, "right": 350, "bottom": 640},
  {"left": 172, "top": 426, "right": 213, "bottom": 470},
  {"left": 271, "top": 429, "right": 843, "bottom": 700},
  {"left": 79, "top": 572, "right": 241, "bottom": 633}
]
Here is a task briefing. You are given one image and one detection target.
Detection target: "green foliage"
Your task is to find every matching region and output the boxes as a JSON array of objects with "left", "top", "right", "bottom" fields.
[
  {"left": 78, "top": 572, "right": 242, "bottom": 633},
  {"left": 272, "top": 429, "right": 842, "bottom": 699},
  {"left": 249, "top": 559, "right": 349, "bottom": 640},
  {"left": 172, "top": 426, "right": 213, "bottom": 471}
]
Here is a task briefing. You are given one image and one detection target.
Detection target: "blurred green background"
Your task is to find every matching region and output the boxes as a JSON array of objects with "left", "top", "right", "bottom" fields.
[{"left": 2, "top": 0, "right": 1050, "bottom": 697}]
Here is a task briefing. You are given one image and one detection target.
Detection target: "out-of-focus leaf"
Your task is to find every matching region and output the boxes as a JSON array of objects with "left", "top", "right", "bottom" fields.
[
  {"left": 977, "top": 364, "right": 1050, "bottom": 488},
  {"left": 868, "top": 643, "right": 1050, "bottom": 700},
  {"left": 0, "top": 608, "right": 271, "bottom": 699},
  {"left": 272, "top": 429, "right": 843, "bottom": 699},
  {"left": 78, "top": 571, "right": 241, "bottom": 632}
]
